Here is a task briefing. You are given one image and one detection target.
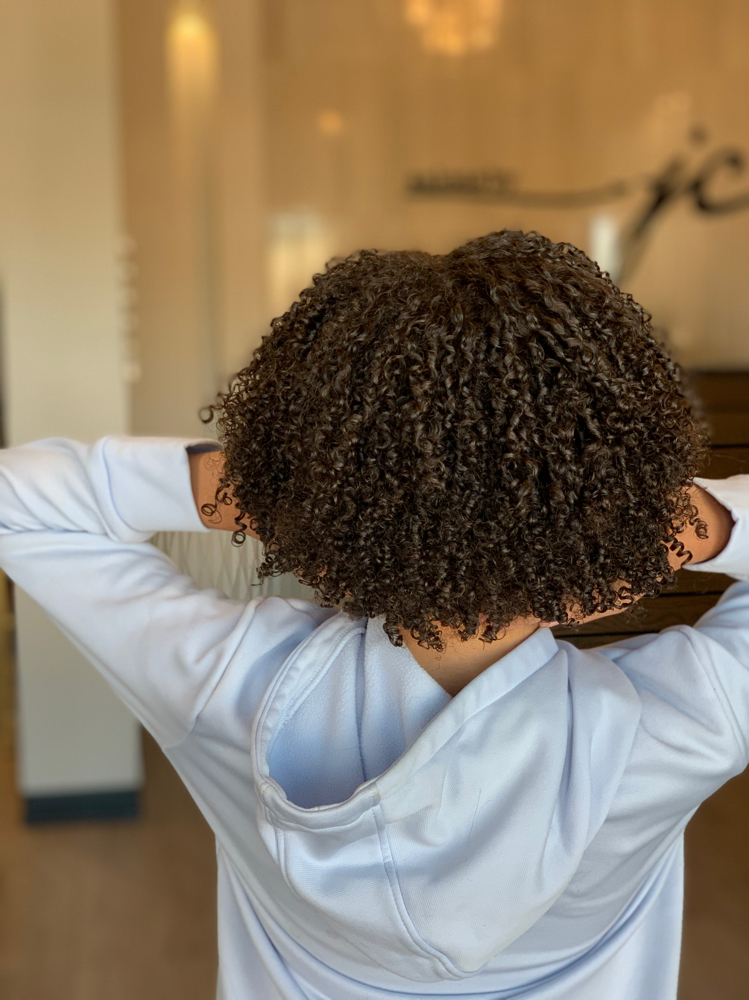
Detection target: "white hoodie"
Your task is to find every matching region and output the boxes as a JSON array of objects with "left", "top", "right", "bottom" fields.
[{"left": 1, "top": 435, "right": 748, "bottom": 1000}]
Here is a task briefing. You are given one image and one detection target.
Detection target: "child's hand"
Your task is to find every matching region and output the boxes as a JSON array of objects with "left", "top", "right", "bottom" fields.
[
  {"left": 539, "top": 483, "right": 734, "bottom": 630},
  {"left": 666, "top": 482, "right": 733, "bottom": 570},
  {"left": 188, "top": 448, "right": 261, "bottom": 538}
]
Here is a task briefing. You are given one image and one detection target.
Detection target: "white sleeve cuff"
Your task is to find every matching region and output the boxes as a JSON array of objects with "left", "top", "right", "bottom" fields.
[{"left": 101, "top": 436, "right": 221, "bottom": 537}]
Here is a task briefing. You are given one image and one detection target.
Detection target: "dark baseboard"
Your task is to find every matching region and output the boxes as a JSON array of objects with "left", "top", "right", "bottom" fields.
[{"left": 25, "top": 789, "right": 139, "bottom": 824}]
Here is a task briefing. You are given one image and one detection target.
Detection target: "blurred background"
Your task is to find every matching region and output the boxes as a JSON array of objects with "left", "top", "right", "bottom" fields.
[{"left": 1, "top": 1, "right": 749, "bottom": 997}]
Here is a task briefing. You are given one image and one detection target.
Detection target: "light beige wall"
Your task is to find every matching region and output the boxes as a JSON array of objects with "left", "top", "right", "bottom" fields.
[
  {"left": 213, "top": 0, "right": 270, "bottom": 380},
  {"left": 0, "top": 0, "right": 129, "bottom": 443},
  {"left": 117, "top": 0, "right": 269, "bottom": 437},
  {"left": 264, "top": 0, "right": 749, "bottom": 369},
  {"left": 119, "top": 0, "right": 749, "bottom": 434},
  {"left": 118, "top": 0, "right": 214, "bottom": 437},
  {"left": 0, "top": 0, "right": 142, "bottom": 798}
]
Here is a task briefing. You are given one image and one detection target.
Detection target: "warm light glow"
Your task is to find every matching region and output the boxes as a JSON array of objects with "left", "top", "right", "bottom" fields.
[
  {"left": 167, "top": 2, "right": 218, "bottom": 118},
  {"left": 165, "top": 0, "right": 221, "bottom": 398},
  {"left": 317, "top": 110, "right": 344, "bottom": 136},
  {"left": 268, "top": 212, "right": 335, "bottom": 321},
  {"left": 405, "top": 0, "right": 504, "bottom": 56},
  {"left": 171, "top": 10, "right": 209, "bottom": 42}
]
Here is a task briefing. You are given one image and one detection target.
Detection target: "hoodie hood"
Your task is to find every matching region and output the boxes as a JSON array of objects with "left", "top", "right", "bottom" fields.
[{"left": 251, "top": 612, "right": 641, "bottom": 983}]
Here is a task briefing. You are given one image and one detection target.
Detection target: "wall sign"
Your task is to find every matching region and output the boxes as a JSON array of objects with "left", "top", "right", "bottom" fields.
[{"left": 406, "top": 130, "right": 749, "bottom": 283}]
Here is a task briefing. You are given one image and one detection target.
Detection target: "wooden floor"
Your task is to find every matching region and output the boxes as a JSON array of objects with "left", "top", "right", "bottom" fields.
[
  {"left": 0, "top": 578, "right": 218, "bottom": 1000},
  {"left": 1, "top": 370, "right": 749, "bottom": 999},
  {"left": 0, "top": 731, "right": 218, "bottom": 1000}
]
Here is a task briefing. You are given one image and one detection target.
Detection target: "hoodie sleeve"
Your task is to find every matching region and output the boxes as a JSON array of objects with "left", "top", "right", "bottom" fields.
[
  {"left": 667, "top": 473, "right": 749, "bottom": 768},
  {"left": 587, "top": 475, "right": 749, "bottom": 836},
  {"left": 556, "top": 478, "right": 749, "bottom": 920},
  {"left": 0, "top": 436, "right": 326, "bottom": 749}
]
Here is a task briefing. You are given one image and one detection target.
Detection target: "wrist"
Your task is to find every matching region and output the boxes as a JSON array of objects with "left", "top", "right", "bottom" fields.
[
  {"left": 675, "top": 483, "right": 734, "bottom": 567},
  {"left": 189, "top": 449, "right": 232, "bottom": 531},
  {"left": 187, "top": 448, "right": 262, "bottom": 538}
]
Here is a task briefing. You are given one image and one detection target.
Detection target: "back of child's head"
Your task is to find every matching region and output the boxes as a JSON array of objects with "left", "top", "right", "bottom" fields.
[{"left": 206, "top": 229, "right": 710, "bottom": 652}]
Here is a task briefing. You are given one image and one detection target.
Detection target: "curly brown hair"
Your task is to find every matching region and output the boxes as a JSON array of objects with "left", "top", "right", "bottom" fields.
[{"left": 202, "top": 229, "right": 710, "bottom": 653}]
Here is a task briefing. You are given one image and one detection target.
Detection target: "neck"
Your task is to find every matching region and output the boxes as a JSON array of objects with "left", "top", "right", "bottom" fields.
[{"left": 398, "top": 616, "right": 544, "bottom": 697}]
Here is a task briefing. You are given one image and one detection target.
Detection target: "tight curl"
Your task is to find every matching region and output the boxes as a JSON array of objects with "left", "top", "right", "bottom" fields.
[{"left": 202, "top": 229, "right": 711, "bottom": 653}]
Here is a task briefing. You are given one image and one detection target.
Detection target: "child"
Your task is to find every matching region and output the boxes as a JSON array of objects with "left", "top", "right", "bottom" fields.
[{"left": 0, "top": 229, "right": 744, "bottom": 1000}]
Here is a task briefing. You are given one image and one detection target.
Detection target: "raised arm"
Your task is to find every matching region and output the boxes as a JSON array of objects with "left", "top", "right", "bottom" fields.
[
  {"left": 586, "top": 474, "right": 749, "bottom": 840},
  {"left": 0, "top": 437, "right": 294, "bottom": 748}
]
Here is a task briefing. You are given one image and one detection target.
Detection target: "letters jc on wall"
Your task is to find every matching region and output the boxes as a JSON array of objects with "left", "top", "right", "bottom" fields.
[{"left": 118, "top": 0, "right": 749, "bottom": 437}]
